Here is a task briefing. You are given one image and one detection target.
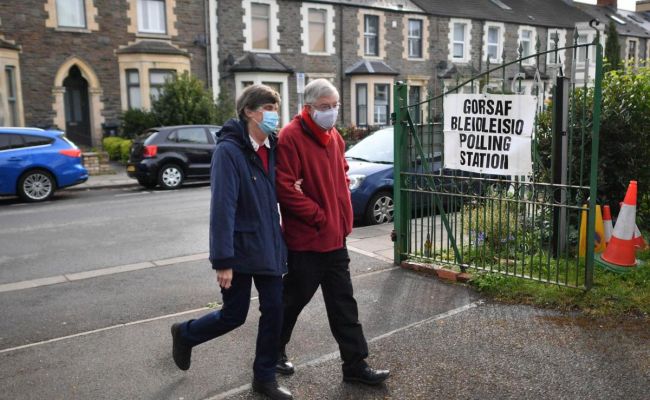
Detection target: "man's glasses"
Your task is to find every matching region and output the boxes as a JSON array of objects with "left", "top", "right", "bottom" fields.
[{"left": 308, "top": 102, "right": 340, "bottom": 112}]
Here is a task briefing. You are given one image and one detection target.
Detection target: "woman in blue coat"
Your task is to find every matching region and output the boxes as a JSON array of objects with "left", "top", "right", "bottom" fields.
[{"left": 171, "top": 84, "right": 291, "bottom": 400}]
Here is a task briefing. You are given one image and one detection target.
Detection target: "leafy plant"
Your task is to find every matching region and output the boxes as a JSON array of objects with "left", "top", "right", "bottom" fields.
[
  {"left": 121, "top": 108, "right": 157, "bottom": 139},
  {"left": 604, "top": 20, "right": 622, "bottom": 73},
  {"left": 151, "top": 71, "right": 218, "bottom": 126}
]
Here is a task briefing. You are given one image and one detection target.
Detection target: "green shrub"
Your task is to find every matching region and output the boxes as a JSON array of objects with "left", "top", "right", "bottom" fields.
[
  {"left": 102, "top": 137, "right": 131, "bottom": 163},
  {"left": 151, "top": 71, "right": 218, "bottom": 126},
  {"left": 119, "top": 139, "right": 132, "bottom": 163},
  {"left": 121, "top": 108, "right": 157, "bottom": 139},
  {"left": 102, "top": 137, "right": 123, "bottom": 160},
  {"left": 534, "top": 64, "right": 650, "bottom": 229}
]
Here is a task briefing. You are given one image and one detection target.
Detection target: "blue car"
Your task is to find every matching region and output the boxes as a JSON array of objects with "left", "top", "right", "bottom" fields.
[
  {"left": 346, "top": 127, "right": 396, "bottom": 225},
  {"left": 0, "top": 128, "right": 88, "bottom": 202}
]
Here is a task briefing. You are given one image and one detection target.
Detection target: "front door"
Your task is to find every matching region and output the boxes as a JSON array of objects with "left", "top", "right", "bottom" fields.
[{"left": 63, "top": 66, "right": 91, "bottom": 147}]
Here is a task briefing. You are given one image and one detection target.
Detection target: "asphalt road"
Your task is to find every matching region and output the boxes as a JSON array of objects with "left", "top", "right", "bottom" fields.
[{"left": 0, "top": 186, "right": 648, "bottom": 400}]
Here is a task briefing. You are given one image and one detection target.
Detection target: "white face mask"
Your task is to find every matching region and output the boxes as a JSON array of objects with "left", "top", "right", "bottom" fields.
[{"left": 311, "top": 107, "right": 339, "bottom": 130}]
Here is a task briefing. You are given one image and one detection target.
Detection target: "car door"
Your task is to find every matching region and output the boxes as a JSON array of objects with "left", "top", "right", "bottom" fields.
[
  {"left": 0, "top": 133, "right": 28, "bottom": 194},
  {"left": 175, "top": 127, "right": 213, "bottom": 177}
]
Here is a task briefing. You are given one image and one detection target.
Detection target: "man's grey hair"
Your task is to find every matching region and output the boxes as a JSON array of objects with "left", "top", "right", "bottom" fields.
[{"left": 304, "top": 78, "right": 339, "bottom": 105}]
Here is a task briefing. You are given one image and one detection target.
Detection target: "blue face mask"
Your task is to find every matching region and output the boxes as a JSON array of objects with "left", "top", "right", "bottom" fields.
[{"left": 258, "top": 111, "right": 279, "bottom": 136}]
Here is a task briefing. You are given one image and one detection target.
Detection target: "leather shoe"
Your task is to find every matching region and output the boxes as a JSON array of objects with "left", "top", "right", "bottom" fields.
[
  {"left": 343, "top": 365, "right": 390, "bottom": 385},
  {"left": 275, "top": 351, "right": 295, "bottom": 375},
  {"left": 252, "top": 380, "right": 293, "bottom": 400},
  {"left": 171, "top": 322, "right": 192, "bottom": 371}
]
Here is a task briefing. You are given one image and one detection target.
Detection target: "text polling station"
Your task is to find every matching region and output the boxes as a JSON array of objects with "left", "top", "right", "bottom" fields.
[{"left": 443, "top": 94, "right": 537, "bottom": 175}]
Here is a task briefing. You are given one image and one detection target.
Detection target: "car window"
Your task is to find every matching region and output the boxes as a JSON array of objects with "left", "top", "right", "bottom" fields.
[
  {"left": 22, "top": 135, "right": 54, "bottom": 147},
  {"left": 345, "top": 128, "right": 394, "bottom": 164},
  {"left": 166, "top": 131, "right": 177, "bottom": 142},
  {"left": 176, "top": 127, "right": 208, "bottom": 144},
  {"left": 0, "top": 134, "right": 23, "bottom": 151}
]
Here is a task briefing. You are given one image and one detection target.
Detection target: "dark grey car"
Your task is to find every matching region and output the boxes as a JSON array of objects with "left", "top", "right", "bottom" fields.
[{"left": 126, "top": 125, "right": 221, "bottom": 189}]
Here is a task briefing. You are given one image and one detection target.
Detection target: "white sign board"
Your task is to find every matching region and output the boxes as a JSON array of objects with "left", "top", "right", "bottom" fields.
[
  {"left": 443, "top": 94, "right": 537, "bottom": 175},
  {"left": 296, "top": 73, "right": 305, "bottom": 94}
]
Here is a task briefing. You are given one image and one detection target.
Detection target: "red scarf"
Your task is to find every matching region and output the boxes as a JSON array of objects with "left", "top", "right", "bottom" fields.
[{"left": 300, "top": 108, "right": 331, "bottom": 147}]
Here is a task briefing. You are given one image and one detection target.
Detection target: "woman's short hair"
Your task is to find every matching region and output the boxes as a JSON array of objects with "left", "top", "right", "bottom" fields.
[
  {"left": 236, "top": 84, "right": 281, "bottom": 121},
  {"left": 304, "top": 78, "right": 339, "bottom": 105}
]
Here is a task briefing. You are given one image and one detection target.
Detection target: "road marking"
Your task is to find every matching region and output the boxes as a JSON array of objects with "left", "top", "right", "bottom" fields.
[
  {"left": 203, "top": 301, "right": 481, "bottom": 400},
  {"left": 0, "top": 253, "right": 209, "bottom": 294},
  {"left": 0, "top": 245, "right": 390, "bottom": 294},
  {"left": 347, "top": 245, "right": 393, "bottom": 263}
]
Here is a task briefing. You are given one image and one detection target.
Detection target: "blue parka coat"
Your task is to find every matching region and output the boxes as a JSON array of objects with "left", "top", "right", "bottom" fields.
[{"left": 209, "top": 118, "right": 287, "bottom": 276}]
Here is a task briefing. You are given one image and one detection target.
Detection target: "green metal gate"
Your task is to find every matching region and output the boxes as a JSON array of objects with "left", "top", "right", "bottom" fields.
[{"left": 393, "top": 30, "right": 603, "bottom": 289}]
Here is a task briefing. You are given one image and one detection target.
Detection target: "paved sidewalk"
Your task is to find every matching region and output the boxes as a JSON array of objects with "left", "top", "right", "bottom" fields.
[{"left": 71, "top": 162, "right": 136, "bottom": 191}]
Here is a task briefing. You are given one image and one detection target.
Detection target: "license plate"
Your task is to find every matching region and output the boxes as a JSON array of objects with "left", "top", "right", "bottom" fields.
[{"left": 127, "top": 165, "right": 136, "bottom": 172}]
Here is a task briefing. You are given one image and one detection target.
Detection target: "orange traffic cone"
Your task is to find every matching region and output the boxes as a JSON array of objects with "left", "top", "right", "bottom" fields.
[
  {"left": 633, "top": 224, "right": 648, "bottom": 249},
  {"left": 596, "top": 181, "right": 638, "bottom": 272},
  {"left": 618, "top": 201, "right": 647, "bottom": 250},
  {"left": 603, "top": 205, "right": 613, "bottom": 244}
]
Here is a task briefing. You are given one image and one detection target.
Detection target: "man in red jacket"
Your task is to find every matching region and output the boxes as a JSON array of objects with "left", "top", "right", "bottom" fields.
[{"left": 275, "top": 78, "right": 389, "bottom": 385}]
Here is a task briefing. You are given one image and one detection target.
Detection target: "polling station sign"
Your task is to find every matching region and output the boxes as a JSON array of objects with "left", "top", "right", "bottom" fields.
[{"left": 443, "top": 94, "right": 537, "bottom": 175}]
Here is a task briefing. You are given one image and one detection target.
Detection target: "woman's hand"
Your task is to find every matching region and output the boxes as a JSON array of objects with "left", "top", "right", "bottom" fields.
[
  {"left": 294, "top": 179, "right": 303, "bottom": 194},
  {"left": 216, "top": 269, "right": 233, "bottom": 289}
]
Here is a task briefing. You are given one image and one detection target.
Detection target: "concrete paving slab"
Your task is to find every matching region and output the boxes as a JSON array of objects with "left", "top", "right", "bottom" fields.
[{"left": 0, "top": 267, "right": 479, "bottom": 400}]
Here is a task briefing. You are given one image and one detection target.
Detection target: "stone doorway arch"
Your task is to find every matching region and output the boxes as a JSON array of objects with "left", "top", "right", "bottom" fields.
[{"left": 53, "top": 57, "right": 104, "bottom": 147}]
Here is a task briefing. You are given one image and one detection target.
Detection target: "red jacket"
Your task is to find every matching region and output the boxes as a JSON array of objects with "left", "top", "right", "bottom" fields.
[{"left": 276, "top": 110, "right": 353, "bottom": 252}]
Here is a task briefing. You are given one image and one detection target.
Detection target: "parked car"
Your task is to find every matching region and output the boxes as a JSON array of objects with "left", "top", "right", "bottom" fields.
[
  {"left": 346, "top": 128, "right": 396, "bottom": 225},
  {"left": 0, "top": 127, "right": 88, "bottom": 202},
  {"left": 127, "top": 125, "right": 221, "bottom": 189},
  {"left": 347, "top": 127, "right": 481, "bottom": 225}
]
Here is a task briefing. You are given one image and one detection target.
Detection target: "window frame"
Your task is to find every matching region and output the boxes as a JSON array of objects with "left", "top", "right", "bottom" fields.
[
  {"left": 5, "top": 66, "right": 18, "bottom": 127},
  {"left": 518, "top": 26, "right": 537, "bottom": 65},
  {"left": 373, "top": 83, "right": 390, "bottom": 126},
  {"left": 251, "top": 2, "right": 271, "bottom": 50},
  {"left": 626, "top": 38, "right": 639, "bottom": 65},
  {"left": 126, "top": 69, "right": 141, "bottom": 110},
  {"left": 408, "top": 85, "right": 421, "bottom": 124},
  {"left": 137, "top": 0, "right": 167, "bottom": 35},
  {"left": 308, "top": 8, "right": 327, "bottom": 53},
  {"left": 449, "top": 19, "right": 471, "bottom": 63},
  {"left": 301, "top": 3, "right": 335, "bottom": 55},
  {"left": 148, "top": 69, "right": 175, "bottom": 102},
  {"left": 56, "top": 0, "right": 87, "bottom": 28},
  {"left": 244, "top": 0, "right": 280, "bottom": 53},
  {"left": 364, "top": 15, "right": 379, "bottom": 57},
  {"left": 407, "top": 19, "right": 423, "bottom": 59},
  {"left": 483, "top": 22, "right": 504, "bottom": 63},
  {"left": 356, "top": 83, "right": 368, "bottom": 127},
  {"left": 546, "top": 29, "right": 567, "bottom": 66}
]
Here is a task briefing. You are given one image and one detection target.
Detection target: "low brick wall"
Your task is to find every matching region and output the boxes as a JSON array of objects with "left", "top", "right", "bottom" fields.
[{"left": 82, "top": 152, "right": 114, "bottom": 175}]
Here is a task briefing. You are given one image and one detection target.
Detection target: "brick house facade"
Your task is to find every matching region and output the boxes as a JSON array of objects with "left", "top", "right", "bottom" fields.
[{"left": 0, "top": 0, "right": 211, "bottom": 147}]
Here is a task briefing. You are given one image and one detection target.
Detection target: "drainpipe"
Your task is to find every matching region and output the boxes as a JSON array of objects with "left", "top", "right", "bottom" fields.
[{"left": 208, "top": 0, "right": 220, "bottom": 100}]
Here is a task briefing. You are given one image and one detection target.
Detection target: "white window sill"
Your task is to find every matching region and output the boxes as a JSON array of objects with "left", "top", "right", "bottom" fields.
[
  {"left": 136, "top": 32, "right": 171, "bottom": 39},
  {"left": 407, "top": 57, "right": 425, "bottom": 61},
  {"left": 54, "top": 27, "right": 91, "bottom": 33},
  {"left": 306, "top": 51, "right": 334, "bottom": 56}
]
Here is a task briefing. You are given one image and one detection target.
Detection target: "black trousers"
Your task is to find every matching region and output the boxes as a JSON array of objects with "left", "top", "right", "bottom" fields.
[
  {"left": 180, "top": 272, "right": 283, "bottom": 382},
  {"left": 280, "top": 247, "right": 369, "bottom": 372}
]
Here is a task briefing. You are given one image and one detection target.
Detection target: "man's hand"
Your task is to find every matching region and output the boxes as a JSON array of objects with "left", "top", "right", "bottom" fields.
[
  {"left": 294, "top": 178, "right": 303, "bottom": 194},
  {"left": 216, "top": 269, "right": 233, "bottom": 289}
]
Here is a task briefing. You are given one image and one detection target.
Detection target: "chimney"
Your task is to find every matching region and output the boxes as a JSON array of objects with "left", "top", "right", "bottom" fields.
[{"left": 597, "top": 0, "right": 617, "bottom": 7}]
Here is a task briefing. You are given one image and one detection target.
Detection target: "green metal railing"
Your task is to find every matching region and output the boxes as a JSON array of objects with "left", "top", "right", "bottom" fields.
[{"left": 394, "top": 31, "right": 603, "bottom": 289}]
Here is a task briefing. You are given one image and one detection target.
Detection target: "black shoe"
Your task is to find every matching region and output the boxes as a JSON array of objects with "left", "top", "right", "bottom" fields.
[
  {"left": 171, "top": 322, "right": 192, "bottom": 371},
  {"left": 252, "top": 380, "right": 293, "bottom": 400},
  {"left": 276, "top": 351, "right": 295, "bottom": 375},
  {"left": 343, "top": 365, "right": 390, "bottom": 385}
]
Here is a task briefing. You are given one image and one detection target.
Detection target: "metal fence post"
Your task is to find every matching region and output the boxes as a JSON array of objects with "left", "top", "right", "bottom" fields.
[
  {"left": 551, "top": 76, "right": 569, "bottom": 257},
  {"left": 393, "top": 82, "right": 408, "bottom": 265},
  {"left": 586, "top": 39, "right": 604, "bottom": 290}
]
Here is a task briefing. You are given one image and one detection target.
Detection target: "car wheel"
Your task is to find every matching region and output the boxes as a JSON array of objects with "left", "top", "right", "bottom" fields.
[
  {"left": 158, "top": 164, "right": 184, "bottom": 190},
  {"left": 137, "top": 177, "right": 157, "bottom": 189},
  {"left": 18, "top": 170, "right": 55, "bottom": 202},
  {"left": 365, "top": 191, "right": 394, "bottom": 225}
]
